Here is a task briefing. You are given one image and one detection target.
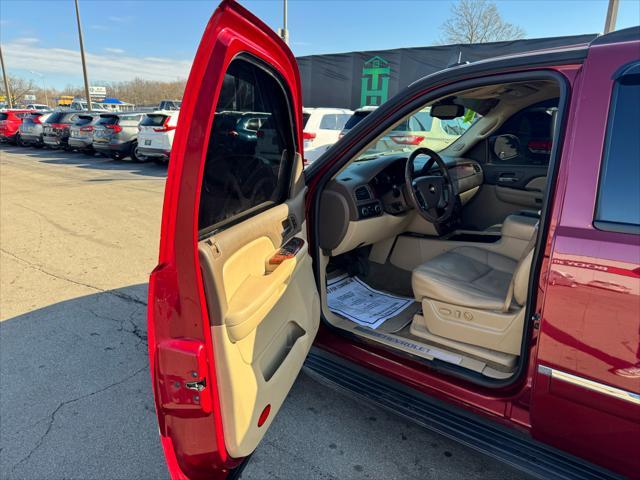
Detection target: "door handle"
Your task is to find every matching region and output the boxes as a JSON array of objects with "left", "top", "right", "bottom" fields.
[{"left": 498, "top": 175, "right": 518, "bottom": 183}]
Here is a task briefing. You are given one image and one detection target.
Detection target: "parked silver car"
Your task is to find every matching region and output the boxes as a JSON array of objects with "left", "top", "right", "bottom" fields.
[
  {"left": 68, "top": 113, "right": 102, "bottom": 153},
  {"left": 18, "top": 111, "right": 53, "bottom": 147},
  {"left": 92, "top": 112, "right": 145, "bottom": 161}
]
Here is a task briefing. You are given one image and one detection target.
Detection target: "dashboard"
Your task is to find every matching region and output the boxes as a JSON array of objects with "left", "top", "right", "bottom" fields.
[{"left": 318, "top": 154, "right": 484, "bottom": 252}]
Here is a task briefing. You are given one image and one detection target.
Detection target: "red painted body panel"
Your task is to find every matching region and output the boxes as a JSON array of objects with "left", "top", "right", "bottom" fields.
[
  {"left": 0, "top": 110, "right": 34, "bottom": 139},
  {"left": 147, "top": 1, "right": 303, "bottom": 479},
  {"left": 530, "top": 40, "right": 640, "bottom": 478}
]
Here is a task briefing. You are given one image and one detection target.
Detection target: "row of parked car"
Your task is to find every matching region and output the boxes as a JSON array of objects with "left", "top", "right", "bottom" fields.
[
  {"left": 0, "top": 108, "right": 179, "bottom": 163},
  {"left": 2, "top": 103, "right": 468, "bottom": 165}
]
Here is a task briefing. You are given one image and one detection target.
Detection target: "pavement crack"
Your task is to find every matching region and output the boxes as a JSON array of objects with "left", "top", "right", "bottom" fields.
[
  {"left": 0, "top": 248, "right": 147, "bottom": 307},
  {"left": 10, "top": 365, "right": 149, "bottom": 472}
]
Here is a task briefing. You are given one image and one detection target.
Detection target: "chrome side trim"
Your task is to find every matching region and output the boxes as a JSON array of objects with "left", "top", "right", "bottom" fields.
[{"left": 538, "top": 365, "right": 640, "bottom": 406}]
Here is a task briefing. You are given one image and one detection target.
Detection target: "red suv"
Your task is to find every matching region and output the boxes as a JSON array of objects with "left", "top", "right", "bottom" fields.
[
  {"left": 148, "top": 3, "right": 639, "bottom": 479},
  {"left": 0, "top": 109, "right": 35, "bottom": 144}
]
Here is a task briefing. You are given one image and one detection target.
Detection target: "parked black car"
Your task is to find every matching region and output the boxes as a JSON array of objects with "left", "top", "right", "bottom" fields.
[{"left": 42, "top": 111, "right": 82, "bottom": 149}]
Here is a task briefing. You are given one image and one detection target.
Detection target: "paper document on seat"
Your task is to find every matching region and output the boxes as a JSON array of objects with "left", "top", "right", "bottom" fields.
[{"left": 327, "top": 275, "right": 414, "bottom": 329}]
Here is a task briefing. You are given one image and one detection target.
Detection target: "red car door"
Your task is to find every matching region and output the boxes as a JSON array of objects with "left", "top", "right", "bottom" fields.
[
  {"left": 531, "top": 39, "right": 640, "bottom": 478},
  {"left": 148, "top": 2, "right": 319, "bottom": 479}
]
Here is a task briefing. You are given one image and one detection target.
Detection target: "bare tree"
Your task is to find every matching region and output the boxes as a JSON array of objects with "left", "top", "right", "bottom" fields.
[
  {"left": 4, "top": 74, "right": 186, "bottom": 107},
  {"left": 1, "top": 75, "right": 37, "bottom": 105},
  {"left": 441, "top": 0, "right": 525, "bottom": 44}
]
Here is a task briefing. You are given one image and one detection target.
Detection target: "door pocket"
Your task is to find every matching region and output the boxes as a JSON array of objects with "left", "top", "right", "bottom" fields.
[{"left": 259, "top": 321, "right": 306, "bottom": 381}]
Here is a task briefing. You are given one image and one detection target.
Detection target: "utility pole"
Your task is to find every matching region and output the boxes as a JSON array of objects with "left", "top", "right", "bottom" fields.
[
  {"left": 604, "top": 0, "right": 619, "bottom": 34},
  {"left": 278, "top": 0, "right": 289, "bottom": 45},
  {"left": 74, "top": 0, "right": 92, "bottom": 111},
  {"left": 0, "top": 44, "right": 13, "bottom": 108}
]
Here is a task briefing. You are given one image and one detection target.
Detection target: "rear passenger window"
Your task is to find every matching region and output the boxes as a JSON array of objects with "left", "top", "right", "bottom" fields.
[
  {"left": 595, "top": 62, "right": 640, "bottom": 234},
  {"left": 198, "top": 57, "right": 296, "bottom": 233}
]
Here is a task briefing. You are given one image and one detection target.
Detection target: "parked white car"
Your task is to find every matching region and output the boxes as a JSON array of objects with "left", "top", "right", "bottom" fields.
[
  {"left": 25, "top": 104, "right": 50, "bottom": 111},
  {"left": 137, "top": 111, "right": 179, "bottom": 162},
  {"left": 302, "top": 107, "right": 353, "bottom": 164}
]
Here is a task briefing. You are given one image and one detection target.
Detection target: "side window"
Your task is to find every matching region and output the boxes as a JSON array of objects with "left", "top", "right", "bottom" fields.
[
  {"left": 490, "top": 103, "right": 557, "bottom": 165},
  {"left": 594, "top": 62, "right": 640, "bottom": 234},
  {"left": 198, "top": 57, "right": 296, "bottom": 233}
]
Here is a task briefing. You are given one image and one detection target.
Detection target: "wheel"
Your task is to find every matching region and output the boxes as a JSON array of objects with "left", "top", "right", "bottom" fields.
[
  {"left": 111, "top": 153, "right": 124, "bottom": 161},
  {"left": 130, "top": 141, "right": 147, "bottom": 162},
  {"left": 16, "top": 134, "right": 27, "bottom": 147}
]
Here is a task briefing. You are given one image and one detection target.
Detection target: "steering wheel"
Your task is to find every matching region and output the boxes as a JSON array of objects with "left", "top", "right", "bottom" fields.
[{"left": 404, "top": 147, "right": 456, "bottom": 223}]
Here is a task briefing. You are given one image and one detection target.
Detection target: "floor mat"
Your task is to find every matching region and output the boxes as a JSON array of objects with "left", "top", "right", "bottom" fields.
[{"left": 327, "top": 274, "right": 417, "bottom": 331}]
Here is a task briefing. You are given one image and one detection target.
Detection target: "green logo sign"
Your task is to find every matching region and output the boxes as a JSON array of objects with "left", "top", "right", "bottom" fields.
[{"left": 360, "top": 56, "right": 390, "bottom": 107}]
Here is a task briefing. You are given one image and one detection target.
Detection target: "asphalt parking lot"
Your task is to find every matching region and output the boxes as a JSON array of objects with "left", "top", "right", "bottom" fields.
[{"left": 0, "top": 145, "right": 530, "bottom": 480}]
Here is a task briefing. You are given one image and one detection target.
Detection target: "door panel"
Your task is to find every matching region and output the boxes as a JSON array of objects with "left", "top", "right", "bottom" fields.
[
  {"left": 495, "top": 182, "right": 544, "bottom": 208},
  {"left": 148, "top": 1, "right": 311, "bottom": 478},
  {"left": 199, "top": 190, "right": 319, "bottom": 458},
  {"left": 462, "top": 180, "right": 545, "bottom": 230}
]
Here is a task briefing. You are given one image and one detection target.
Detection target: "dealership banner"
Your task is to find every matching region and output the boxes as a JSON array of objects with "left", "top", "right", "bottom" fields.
[{"left": 296, "top": 34, "right": 597, "bottom": 109}]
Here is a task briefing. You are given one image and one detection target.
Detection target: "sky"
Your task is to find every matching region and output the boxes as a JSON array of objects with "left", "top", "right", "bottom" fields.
[{"left": 1, "top": 0, "right": 639, "bottom": 89}]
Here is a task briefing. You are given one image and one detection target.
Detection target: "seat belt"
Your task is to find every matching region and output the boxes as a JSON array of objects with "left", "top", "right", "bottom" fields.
[{"left": 502, "top": 223, "right": 539, "bottom": 312}]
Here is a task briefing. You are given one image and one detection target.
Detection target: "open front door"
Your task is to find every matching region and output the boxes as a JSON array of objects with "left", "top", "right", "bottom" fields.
[{"left": 148, "top": 2, "right": 319, "bottom": 478}]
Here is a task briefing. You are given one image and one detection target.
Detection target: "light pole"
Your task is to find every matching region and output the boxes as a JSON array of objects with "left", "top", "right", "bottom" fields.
[
  {"left": 74, "top": 0, "right": 92, "bottom": 111},
  {"left": 278, "top": 0, "right": 289, "bottom": 45},
  {"left": 604, "top": 0, "right": 619, "bottom": 34},
  {"left": 0, "top": 44, "right": 13, "bottom": 108},
  {"left": 30, "top": 70, "right": 49, "bottom": 107}
]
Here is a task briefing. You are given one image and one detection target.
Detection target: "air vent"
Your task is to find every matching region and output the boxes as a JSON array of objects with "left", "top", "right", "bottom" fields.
[
  {"left": 473, "top": 164, "right": 481, "bottom": 173},
  {"left": 354, "top": 186, "right": 371, "bottom": 201}
]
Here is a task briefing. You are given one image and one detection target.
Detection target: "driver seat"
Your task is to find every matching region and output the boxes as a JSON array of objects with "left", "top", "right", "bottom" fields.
[{"left": 411, "top": 228, "right": 537, "bottom": 356}]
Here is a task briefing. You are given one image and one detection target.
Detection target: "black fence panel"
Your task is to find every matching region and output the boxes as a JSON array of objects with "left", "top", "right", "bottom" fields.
[{"left": 297, "top": 34, "right": 597, "bottom": 109}]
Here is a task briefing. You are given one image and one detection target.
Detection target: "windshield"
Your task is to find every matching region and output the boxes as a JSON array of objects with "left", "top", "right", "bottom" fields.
[
  {"left": 97, "top": 115, "right": 119, "bottom": 126},
  {"left": 45, "top": 112, "right": 65, "bottom": 123},
  {"left": 74, "top": 115, "right": 94, "bottom": 126},
  {"left": 354, "top": 106, "right": 478, "bottom": 161},
  {"left": 140, "top": 114, "right": 168, "bottom": 127}
]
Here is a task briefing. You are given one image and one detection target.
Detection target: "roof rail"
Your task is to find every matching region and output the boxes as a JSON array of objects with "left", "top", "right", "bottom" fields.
[{"left": 590, "top": 26, "right": 640, "bottom": 46}]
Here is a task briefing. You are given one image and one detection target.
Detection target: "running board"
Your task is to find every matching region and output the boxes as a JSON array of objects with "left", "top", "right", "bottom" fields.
[{"left": 303, "top": 348, "right": 622, "bottom": 480}]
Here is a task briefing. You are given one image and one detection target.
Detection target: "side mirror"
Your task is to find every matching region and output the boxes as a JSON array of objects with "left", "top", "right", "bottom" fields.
[
  {"left": 430, "top": 103, "right": 465, "bottom": 120},
  {"left": 493, "top": 134, "right": 520, "bottom": 161}
]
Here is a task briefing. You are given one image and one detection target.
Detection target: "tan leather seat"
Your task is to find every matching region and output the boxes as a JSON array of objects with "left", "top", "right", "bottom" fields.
[
  {"left": 412, "top": 247, "right": 518, "bottom": 311},
  {"left": 410, "top": 232, "right": 536, "bottom": 355}
]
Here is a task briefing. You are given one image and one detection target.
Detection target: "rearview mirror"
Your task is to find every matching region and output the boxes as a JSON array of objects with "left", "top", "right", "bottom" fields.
[
  {"left": 430, "top": 103, "right": 465, "bottom": 120},
  {"left": 493, "top": 134, "right": 520, "bottom": 161}
]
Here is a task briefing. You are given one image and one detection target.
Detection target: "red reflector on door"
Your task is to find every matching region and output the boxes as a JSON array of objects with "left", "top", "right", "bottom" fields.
[{"left": 258, "top": 404, "right": 271, "bottom": 427}]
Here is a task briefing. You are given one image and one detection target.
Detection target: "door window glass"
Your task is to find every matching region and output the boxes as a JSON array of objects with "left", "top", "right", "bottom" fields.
[
  {"left": 198, "top": 57, "right": 295, "bottom": 233},
  {"left": 595, "top": 64, "right": 640, "bottom": 233}
]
